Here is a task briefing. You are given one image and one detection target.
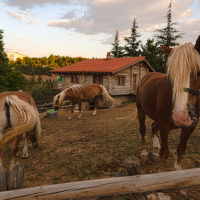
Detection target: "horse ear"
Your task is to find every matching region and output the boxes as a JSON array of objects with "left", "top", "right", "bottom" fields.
[
  {"left": 194, "top": 35, "right": 200, "bottom": 55},
  {"left": 160, "top": 45, "right": 173, "bottom": 55}
]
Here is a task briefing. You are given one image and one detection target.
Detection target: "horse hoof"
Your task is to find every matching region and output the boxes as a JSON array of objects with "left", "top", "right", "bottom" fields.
[
  {"left": 16, "top": 152, "right": 19, "bottom": 157},
  {"left": 141, "top": 154, "right": 148, "bottom": 161},
  {"left": 32, "top": 141, "right": 38, "bottom": 148},
  {"left": 153, "top": 154, "right": 161, "bottom": 162},
  {"left": 22, "top": 153, "right": 28, "bottom": 159},
  {"left": 174, "top": 165, "right": 182, "bottom": 171},
  {"left": 68, "top": 117, "right": 72, "bottom": 120},
  {"left": 78, "top": 116, "right": 81, "bottom": 118}
]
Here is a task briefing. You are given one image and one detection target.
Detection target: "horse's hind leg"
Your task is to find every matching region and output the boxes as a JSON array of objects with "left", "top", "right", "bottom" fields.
[
  {"left": 138, "top": 107, "right": 148, "bottom": 160},
  {"left": 174, "top": 127, "right": 195, "bottom": 171},
  {"left": 78, "top": 101, "right": 82, "bottom": 118},
  {"left": 152, "top": 121, "right": 161, "bottom": 162},
  {"left": 10, "top": 135, "right": 23, "bottom": 171},
  {"left": 93, "top": 96, "right": 100, "bottom": 116}
]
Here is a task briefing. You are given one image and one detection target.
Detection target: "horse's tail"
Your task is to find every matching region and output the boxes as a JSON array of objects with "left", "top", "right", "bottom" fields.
[
  {"left": 99, "top": 85, "right": 115, "bottom": 104},
  {"left": 0, "top": 95, "right": 41, "bottom": 151}
]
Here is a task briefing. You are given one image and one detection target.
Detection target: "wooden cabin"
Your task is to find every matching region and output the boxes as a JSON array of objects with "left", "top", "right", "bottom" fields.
[{"left": 50, "top": 53, "right": 155, "bottom": 105}]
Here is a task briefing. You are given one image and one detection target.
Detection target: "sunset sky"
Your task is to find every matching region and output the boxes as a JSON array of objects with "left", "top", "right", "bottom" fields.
[{"left": 0, "top": 0, "right": 200, "bottom": 58}]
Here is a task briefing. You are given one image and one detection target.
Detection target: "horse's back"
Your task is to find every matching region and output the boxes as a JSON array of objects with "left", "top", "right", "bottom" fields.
[
  {"left": 136, "top": 72, "right": 172, "bottom": 120},
  {"left": 0, "top": 91, "right": 35, "bottom": 108}
]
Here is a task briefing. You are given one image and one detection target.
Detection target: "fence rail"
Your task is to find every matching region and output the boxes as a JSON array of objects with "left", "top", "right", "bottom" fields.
[{"left": 1, "top": 165, "right": 200, "bottom": 200}]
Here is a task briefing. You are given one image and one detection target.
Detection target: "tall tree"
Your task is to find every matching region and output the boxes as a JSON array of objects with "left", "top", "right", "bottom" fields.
[
  {"left": 124, "top": 18, "right": 141, "bottom": 57},
  {"left": 154, "top": 0, "right": 184, "bottom": 48},
  {"left": 0, "top": 29, "right": 8, "bottom": 63},
  {"left": 110, "top": 29, "right": 124, "bottom": 58},
  {"left": 141, "top": 39, "right": 165, "bottom": 73}
]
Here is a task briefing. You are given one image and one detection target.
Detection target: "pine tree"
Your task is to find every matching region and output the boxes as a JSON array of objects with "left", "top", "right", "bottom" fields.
[
  {"left": 0, "top": 29, "right": 8, "bottom": 63},
  {"left": 124, "top": 18, "right": 141, "bottom": 57},
  {"left": 141, "top": 39, "right": 165, "bottom": 73},
  {"left": 154, "top": 0, "right": 184, "bottom": 47},
  {"left": 110, "top": 29, "right": 124, "bottom": 58}
]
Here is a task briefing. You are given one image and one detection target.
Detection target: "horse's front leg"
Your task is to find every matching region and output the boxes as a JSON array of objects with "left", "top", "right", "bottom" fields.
[
  {"left": 22, "top": 133, "right": 29, "bottom": 158},
  {"left": 78, "top": 101, "right": 82, "bottom": 118},
  {"left": 10, "top": 135, "right": 23, "bottom": 171},
  {"left": 159, "top": 122, "right": 170, "bottom": 172},
  {"left": 69, "top": 102, "right": 75, "bottom": 119},
  {"left": 174, "top": 126, "right": 195, "bottom": 171},
  {"left": 152, "top": 121, "right": 161, "bottom": 162}
]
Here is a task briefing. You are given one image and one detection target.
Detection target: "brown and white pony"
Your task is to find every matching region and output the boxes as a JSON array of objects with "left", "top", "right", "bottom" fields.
[
  {"left": 53, "top": 84, "right": 115, "bottom": 119},
  {"left": 0, "top": 91, "right": 41, "bottom": 171},
  {"left": 135, "top": 36, "right": 200, "bottom": 172}
]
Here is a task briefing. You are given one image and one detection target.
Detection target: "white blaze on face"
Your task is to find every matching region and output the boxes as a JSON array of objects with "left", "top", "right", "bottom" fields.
[{"left": 172, "top": 75, "right": 192, "bottom": 126}]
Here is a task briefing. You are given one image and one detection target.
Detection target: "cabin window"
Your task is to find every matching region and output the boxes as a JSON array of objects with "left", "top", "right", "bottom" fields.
[
  {"left": 93, "top": 75, "right": 103, "bottom": 85},
  {"left": 117, "top": 76, "right": 125, "bottom": 86},
  {"left": 133, "top": 74, "right": 137, "bottom": 86},
  {"left": 71, "top": 75, "right": 79, "bottom": 83}
]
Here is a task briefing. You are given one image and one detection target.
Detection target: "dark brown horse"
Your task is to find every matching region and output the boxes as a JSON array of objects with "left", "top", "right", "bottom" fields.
[
  {"left": 53, "top": 84, "right": 115, "bottom": 119},
  {"left": 136, "top": 36, "right": 200, "bottom": 172},
  {"left": 0, "top": 91, "right": 41, "bottom": 171}
]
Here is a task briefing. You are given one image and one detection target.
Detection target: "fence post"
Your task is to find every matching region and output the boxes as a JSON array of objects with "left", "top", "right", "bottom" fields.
[
  {"left": 0, "top": 166, "right": 7, "bottom": 192},
  {"left": 123, "top": 156, "right": 148, "bottom": 200},
  {"left": 8, "top": 162, "right": 24, "bottom": 190}
]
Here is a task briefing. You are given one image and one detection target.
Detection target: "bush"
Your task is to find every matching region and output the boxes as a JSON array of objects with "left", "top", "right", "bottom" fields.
[
  {"left": 0, "top": 63, "right": 27, "bottom": 92},
  {"left": 27, "top": 78, "right": 60, "bottom": 102}
]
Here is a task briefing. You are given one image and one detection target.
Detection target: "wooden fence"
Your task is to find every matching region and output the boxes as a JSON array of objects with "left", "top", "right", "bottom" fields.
[
  {"left": 1, "top": 156, "right": 200, "bottom": 200},
  {"left": 36, "top": 99, "right": 71, "bottom": 113}
]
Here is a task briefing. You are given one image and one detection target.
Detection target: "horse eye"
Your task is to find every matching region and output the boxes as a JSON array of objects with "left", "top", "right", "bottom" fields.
[{"left": 198, "top": 72, "right": 200, "bottom": 76}]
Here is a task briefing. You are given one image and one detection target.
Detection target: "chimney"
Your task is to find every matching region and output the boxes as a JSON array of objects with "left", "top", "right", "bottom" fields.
[{"left": 106, "top": 52, "right": 111, "bottom": 60}]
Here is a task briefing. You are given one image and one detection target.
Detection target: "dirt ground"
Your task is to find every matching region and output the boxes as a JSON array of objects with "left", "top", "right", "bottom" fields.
[{"left": 3, "top": 102, "right": 200, "bottom": 200}]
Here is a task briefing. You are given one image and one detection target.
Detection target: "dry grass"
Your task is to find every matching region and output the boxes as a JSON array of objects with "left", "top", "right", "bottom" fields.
[{"left": 3, "top": 102, "right": 200, "bottom": 200}]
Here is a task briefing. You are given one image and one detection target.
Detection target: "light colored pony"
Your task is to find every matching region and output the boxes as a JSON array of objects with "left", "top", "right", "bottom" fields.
[
  {"left": 135, "top": 36, "right": 200, "bottom": 172},
  {"left": 53, "top": 84, "right": 115, "bottom": 119},
  {"left": 0, "top": 91, "right": 41, "bottom": 171}
]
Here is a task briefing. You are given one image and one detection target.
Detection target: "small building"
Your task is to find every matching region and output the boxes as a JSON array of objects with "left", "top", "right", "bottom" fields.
[
  {"left": 6, "top": 52, "right": 26, "bottom": 62},
  {"left": 50, "top": 53, "right": 155, "bottom": 105}
]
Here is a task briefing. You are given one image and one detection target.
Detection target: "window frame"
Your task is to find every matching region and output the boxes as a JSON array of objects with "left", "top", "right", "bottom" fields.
[
  {"left": 117, "top": 76, "right": 125, "bottom": 86},
  {"left": 93, "top": 75, "right": 103, "bottom": 85},
  {"left": 71, "top": 75, "right": 79, "bottom": 84}
]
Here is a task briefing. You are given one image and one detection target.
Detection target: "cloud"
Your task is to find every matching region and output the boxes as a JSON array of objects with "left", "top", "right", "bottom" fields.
[
  {"left": 3, "top": 0, "right": 73, "bottom": 10},
  {"left": 19, "top": 10, "right": 29, "bottom": 15},
  {"left": 60, "top": 10, "right": 77, "bottom": 19},
  {"left": 91, "top": 38, "right": 96, "bottom": 40},
  {"left": 46, "top": 0, "right": 195, "bottom": 37},
  {"left": 69, "top": 32, "right": 74, "bottom": 35},
  {"left": 15, "top": 38, "right": 23, "bottom": 41},
  {"left": 0, "top": 1, "right": 7, "bottom": 6},
  {"left": 7, "top": 10, "right": 26, "bottom": 21},
  {"left": 28, "top": 18, "right": 40, "bottom": 25}
]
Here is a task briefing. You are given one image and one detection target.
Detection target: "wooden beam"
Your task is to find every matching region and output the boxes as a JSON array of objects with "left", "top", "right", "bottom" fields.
[{"left": 1, "top": 168, "right": 200, "bottom": 199}]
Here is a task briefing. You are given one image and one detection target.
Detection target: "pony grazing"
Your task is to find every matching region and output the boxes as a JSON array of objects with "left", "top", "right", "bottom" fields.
[
  {"left": 53, "top": 84, "right": 115, "bottom": 119},
  {"left": 135, "top": 35, "right": 200, "bottom": 172},
  {"left": 0, "top": 91, "right": 41, "bottom": 171}
]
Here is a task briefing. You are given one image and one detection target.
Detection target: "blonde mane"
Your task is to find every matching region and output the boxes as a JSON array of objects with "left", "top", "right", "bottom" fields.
[
  {"left": 53, "top": 85, "right": 83, "bottom": 105},
  {"left": 167, "top": 42, "right": 200, "bottom": 103}
]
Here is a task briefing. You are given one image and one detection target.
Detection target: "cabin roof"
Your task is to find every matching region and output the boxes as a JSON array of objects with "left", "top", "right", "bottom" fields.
[{"left": 50, "top": 57, "right": 155, "bottom": 74}]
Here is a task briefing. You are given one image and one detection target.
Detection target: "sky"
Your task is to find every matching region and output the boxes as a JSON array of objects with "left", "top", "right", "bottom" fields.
[{"left": 0, "top": 0, "right": 200, "bottom": 59}]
